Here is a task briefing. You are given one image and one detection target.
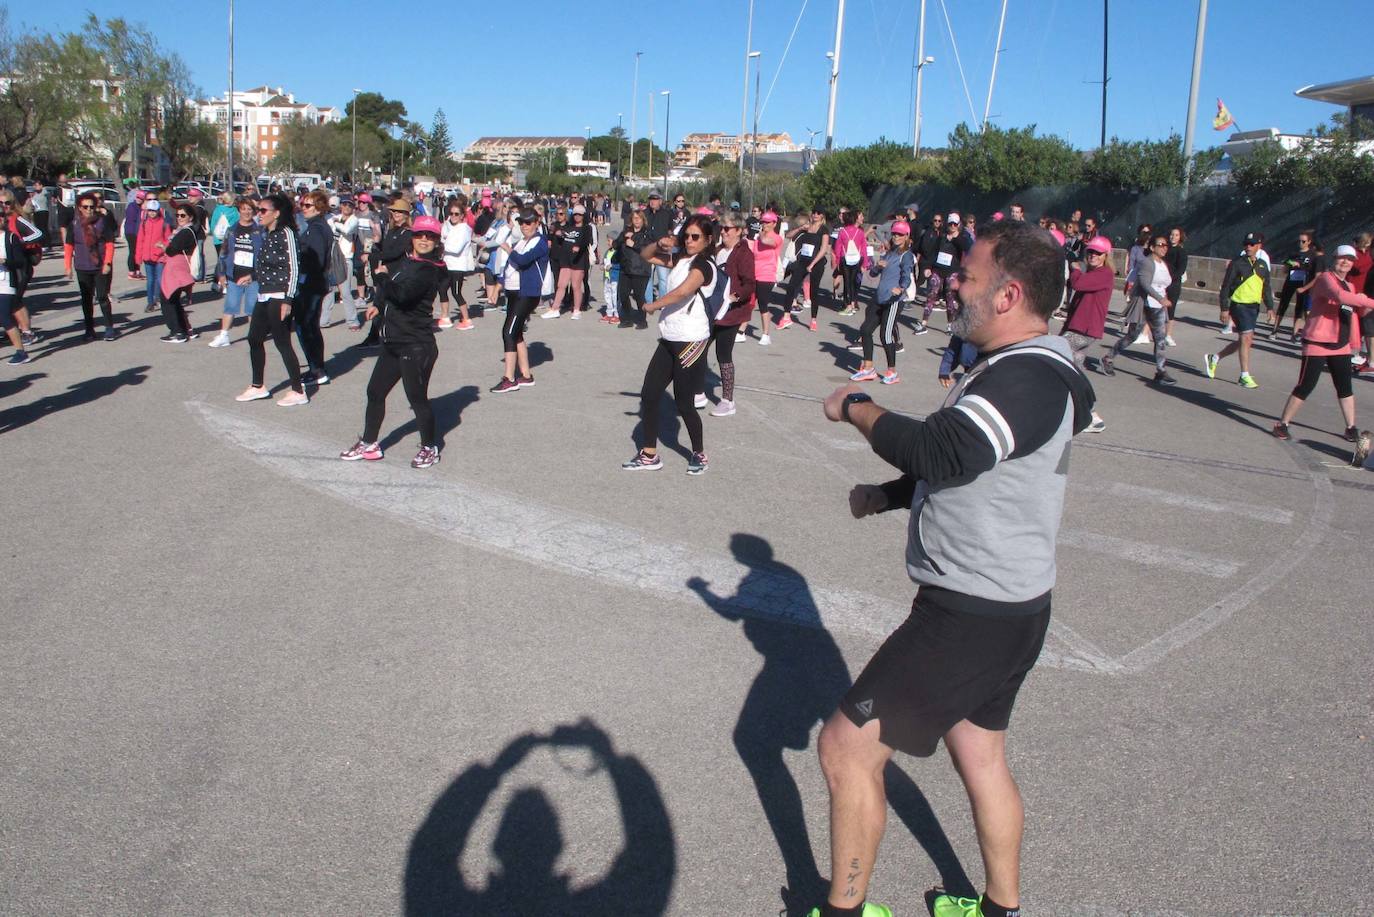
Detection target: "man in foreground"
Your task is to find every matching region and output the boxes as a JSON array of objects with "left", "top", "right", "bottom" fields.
[{"left": 811, "top": 220, "right": 1095, "bottom": 917}]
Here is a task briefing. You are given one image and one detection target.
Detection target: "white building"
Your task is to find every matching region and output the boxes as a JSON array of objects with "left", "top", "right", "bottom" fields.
[
  {"left": 463, "top": 136, "right": 586, "bottom": 171},
  {"left": 196, "top": 86, "right": 340, "bottom": 166}
]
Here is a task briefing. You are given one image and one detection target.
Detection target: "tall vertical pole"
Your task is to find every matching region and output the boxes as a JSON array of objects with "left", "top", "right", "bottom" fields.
[
  {"left": 913, "top": 0, "right": 926, "bottom": 157},
  {"left": 824, "top": 0, "right": 846, "bottom": 152},
  {"left": 661, "top": 91, "right": 671, "bottom": 198},
  {"left": 1100, "top": 0, "right": 1109, "bottom": 148},
  {"left": 983, "top": 0, "right": 1008, "bottom": 131},
  {"left": 647, "top": 91, "right": 654, "bottom": 179},
  {"left": 739, "top": 0, "right": 755, "bottom": 185},
  {"left": 226, "top": 0, "right": 234, "bottom": 188},
  {"left": 750, "top": 65, "right": 760, "bottom": 211},
  {"left": 629, "top": 52, "right": 641, "bottom": 180},
  {"left": 1181, "top": 0, "right": 1209, "bottom": 194},
  {"left": 350, "top": 89, "right": 359, "bottom": 184}
]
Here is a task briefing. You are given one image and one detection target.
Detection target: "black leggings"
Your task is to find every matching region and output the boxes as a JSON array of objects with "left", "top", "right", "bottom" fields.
[
  {"left": 438, "top": 269, "right": 468, "bottom": 307},
  {"left": 76, "top": 270, "right": 113, "bottom": 333},
  {"left": 618, "top": 273, "right": 648, "bottom": 325},
  {"left": 1292, "top": 353, "right": 1353, "bottom": 400},
  {"left": 639, "top": 338, "right": 708, "bottom": 453},
  {"left": 840, "top": 262, "right": 861, "bottom": 308},
  {"left": 705, "top": 323, "right": 739, "bottom": 401},
  {"left": 780, "top": 259, "right": 827, "bottom": 319},
  {"left": 755, "top": 281, "right": 775, "bottom": 317},
  {"left": 502, "top": 294, "right": 539, "bottom": 352},
  {"left": 125, "top": 232, "right": 139, "bottom": 273},
  {"left": 248, "top": 297, "right": 303, "bottom": 392},
  {"left": 160, "top": 284, "right": 193, "bottom": 336},
  {"left": 364, "top": 340, "right": 438, "bottom": 446},
  {"left": 860, "top": 298, "right": 902, "bottom": 366}
]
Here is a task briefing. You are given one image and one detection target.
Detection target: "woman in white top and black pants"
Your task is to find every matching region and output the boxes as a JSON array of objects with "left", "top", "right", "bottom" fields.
[
  {"left": 622, "top": 213, "right": 717, "bottom": 475},
  {"left": 1102, "top": 233, "right": 1175, "bottom": 386}
]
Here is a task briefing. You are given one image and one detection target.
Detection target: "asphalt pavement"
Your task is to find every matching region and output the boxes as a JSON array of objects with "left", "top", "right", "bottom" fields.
[{"left": 1, "top": 237, "right": 1371, "bottom": 916}]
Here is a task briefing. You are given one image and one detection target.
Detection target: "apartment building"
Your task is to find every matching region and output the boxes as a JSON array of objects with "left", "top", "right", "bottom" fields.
[
  {"left": 673, "top": 131, "right": 802, "bottom": 166},
  {"left": 196, "top": 86, "right": 341, "bottom": 166}
]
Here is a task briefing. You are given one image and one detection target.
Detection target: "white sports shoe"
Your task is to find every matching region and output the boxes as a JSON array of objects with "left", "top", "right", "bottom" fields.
[
  {"left": 208, "top": 331, "right": 231, "bottom": 348},
  {"left": 693, "top": 393, "right": 708, "bottom": 409},
  {"left": 758, "top": 334, "right": 771, "bottom": 346}
]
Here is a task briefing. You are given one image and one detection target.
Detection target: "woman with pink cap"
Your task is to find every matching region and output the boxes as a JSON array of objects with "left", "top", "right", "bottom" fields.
[
  {"left": 832, "top": 209, "right": 870, "bottom": 320},
  {"left": 1060, "top": 234, "right": 1114, "bottom": 431},
  {"left": 749, "top": 211, "right": 782, "bottom": 344},
  {"left": 850, "top": 221, "right": 914, "bottom": 385}
]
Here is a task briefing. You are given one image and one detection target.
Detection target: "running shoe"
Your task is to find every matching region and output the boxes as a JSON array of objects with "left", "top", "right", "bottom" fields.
[
  {"left": 792, "top": 303, "right": 804, "bottom": 314},
  {"left": 894, "top": 342, "right": 905, "bottom": 354},
  {"left": 340, "top": 438, "right": 383, "bottom": 461},
  {"left": 931, "top": 893, "right": 984, "bottom": 917},
  {"left": 1344, "top": 425, "right": 1359, "bottom": 443},
  {"left": 276, "top": 390, "right": 309, "bottom": 407},
  {"left": 436, "top": 316, "right": 453, "bottom": 329},
  {"left": 775, "top": 315, "right": 794, "bottom": 331},
  {"left": 516, "top": 374, "right": 535, "bottom": 388},
  {"left": 1099, "top": 355, "right": 1115, "bottom": 376},
  {"left": 1086, "top": 416, "right": 1107, "bottom": 433},
  {"left": 805, "top": 904, "right": 892, "bottom": 917},
  {"left": 1130, "top": 332, "right": 1152, "bottom": 346},
  {"left": 1353, "top": 430, "right": 1373, "bottom": 468},
  {"left": 159, "top": 333, "right": 188, "bottom": 344},
  {"left": 103, "top": 329, "right": 117, "bottom": 342},
  {"left": 1153, "top": 370, "right": 1178, "bottom": 386},
  {"left": 758, "top": 334, "right": 771, "bottom": 346},
  {"left": 686, "top": 451, "right": 709, "bottom": 475},
  {"left": 456, "top": 319, "right": 474, "bottom": 331},
  {"left": 710, "top": 399, "right": 736, "bottom": 417},
  {"left": 693, "top": 393, "right": 708, "bottom": 409},
  {"left": 1354, "top": 354, "right": 1368, "bottom": 367},
  {"left": 809, "top": 319, "right": 819, "bottom": 331},
  {"left": 1203, "top": 353, "right": 1218, "bottom": 379},
  {"left": 540, "top": 309, "right": 561, "bottom": 319},
  {"left": 850, "top": 367, "right": 878, "bottom": 382},
  {"left": 489, "top": 377, "right": 519, "bottom": 393},
  {"left": 837, "top": 307, "right": 857, "bottom": 317},
  {"left": 313, "top": 372, "right": 330, "bottom": 385},
  {"left": 1221, "top": 322, "right": 1235, "bottom": 334},
  {"left": 209, "top": 331, "right": 231, "bottom": 348},
  {"left": 847, "top": 342, "right": 864, "bottom": 351},
  {"left": 1239, "top": 373, "right": 1259, "bottom": 389},
  {"left": 411, "top": 445, "right": 441, "bottom": 468},
  {"left": 621, "top": 449, "right": 663, "bottom": 471},
  {"left": 1165, "top": 334, "right": 1178, "bottom": 346},
  {"left": 879, "top": 370, "right": 901, "bottom": 385},
  {"left": 734, "top": 331, "right": 746, "bottom": 343},
  {"left": 346, "top": 322, "right": 362, "bottom": 331},
  {"left": 6, "top": 350, "right": 30, "bottom": 365},
  {"left": 187, "top": 330, "right": 201, "bottom": 341},
  {"left": 911, "top": 320, "right": 928, "bottom": 335},
  {"left": 570, "top": 310, "right": 580, "bottom": 320},
  {"left": 599, "top": 314, "right": 616, "bottom": 324},
  {"left": 235, "top": 386, "right": 270, "bottom": 402},
  {"left": 1271, "top": 422, "right": 1291, "bottom": 441},
  {"left": 20, "top": 330, "right": 38, "bottom": 346}
]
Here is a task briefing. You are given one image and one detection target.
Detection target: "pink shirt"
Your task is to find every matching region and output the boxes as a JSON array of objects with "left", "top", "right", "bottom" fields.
[
  {"left": 751, "top": 234, "right": 781, "bottom": 283},
  {"left": 832, "top": 224, "right": 870, "bottom": 271},
  {"left": 1301, "top": 272, "right": 1374, "bottom": 356}
]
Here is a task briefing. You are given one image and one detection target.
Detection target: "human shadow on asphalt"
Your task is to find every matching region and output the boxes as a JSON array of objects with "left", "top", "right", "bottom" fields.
[
  {"left": 0, "top": 371, "right": 45, "bottom": 399},
  {"left": 376, "top": 385, "right": 480, "bottom": 452},
  {"left": 0, "top": 365, "right": 149, "bottom": 435},
  {"left": 818, "top": 340, "right": 861, "bottom": 373},
  {"left": 688, "top": 534, "right": 973, "bottom": 915},
  {"left": 620, "top": 393, "right": 691, "bottom": 460},
  {"left": 403, "top": 718, "right": 674, "bottom": 917},
  {"left": 526, "top": 341, "right": 553, "bottom": 368},
  {"left": 1123, "top": 372, "right": 1276, "bottom": 434}
]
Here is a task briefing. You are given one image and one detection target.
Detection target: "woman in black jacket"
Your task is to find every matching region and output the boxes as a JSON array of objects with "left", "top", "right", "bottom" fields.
[
  {"left": 236, "top": 193, "right": 307, "bottom": 407},
  {"left": 360, "top": 198, "right": 414, "bottom": 347},
  {"left": 340, "top": 216, "right": 447, "bottom": 468},
  {"left": 294, "top": 189, "right": 333, "bottom": 384},
  {"left": 613, "top": 209, "right": 652, "bottom": 329}
]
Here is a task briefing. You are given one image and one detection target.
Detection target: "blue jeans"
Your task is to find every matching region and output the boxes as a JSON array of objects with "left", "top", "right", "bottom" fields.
[
  {"left": 143, "top": 262, "right": 163, "bottom": 308},
  {"left": 939, "top": 336, "right": 979, "bottom": 378},
  {"left": 648, "top": 264, "right": 669, "bottom": 303},
  {"left": 223, "top": 280, "right": 258, "bottom": 316}
]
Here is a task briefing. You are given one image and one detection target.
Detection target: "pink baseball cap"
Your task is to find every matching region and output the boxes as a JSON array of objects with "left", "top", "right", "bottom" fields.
[
  {"left": 134, "top": 190, "right": 148, "bottom": 202},
  {"left": 188, "top": 188, "right": 204, "bottom": 199},
  {"left": 890, "top": 220, "right": 911, "bottom": 236},
  {"left": 411, "top": 215, "right": 442, "bottom": 236},
  {"left": 761, "top": 211, "right": 778, "bottom": 222},
  {"left": 991, "top": 211, "right": 1005, "bottom": 221},
  {"left": 695, "top": 206, "right": 714, "bottom": 216},
  {"left": 357, "top": 192, "right": 373, "bottom": 203},
  {"left": 1049, "top": 228, "right": 1065, "bottom": 246},
  {"left": 1086, "top": 235, "right": 1112, "bottom": 254}
]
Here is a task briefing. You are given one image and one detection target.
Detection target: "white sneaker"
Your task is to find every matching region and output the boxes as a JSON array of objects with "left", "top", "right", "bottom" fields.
[
  {"left": 1165, "top": 334, "right": 1177, "bottom": 347},
  {"left": 540, "top": 309, "right": 561, "bottom": 319},
  {"left": 693, "top": 393, "right": 708, "bottom": 409},
  {"left": 734, "top": 331, "right": 746, "bottom": 343},
  {"left": 1131, "top": 333, "right": 1152, "bottom": 346},
  {"left": 209, "top": 331, "right": 231, "bottom": 348},
  {"left": 758, "top": 334, "right": 771, "bottom": 346},
  {"left": 710, "top": 399, "right": 736, "bottom": 417},
  {"left": 1221, "top": 322, "right": 1235, "bottom": 334},
  {"left": 1354, "top": 354, "right": 1368, "bottom": 367}
]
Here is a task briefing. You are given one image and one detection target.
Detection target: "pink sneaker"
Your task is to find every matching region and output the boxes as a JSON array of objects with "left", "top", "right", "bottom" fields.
[
  {"left": 809, "top": 319, "right": 818, "bottom": 332},
  {"left": 879, "top": 370, "right": 901, "bottom": 385},
  {"left": 276, "top": 390, "right": 309, "bottom": 407},
  {"left": 776, "top": 315, "right": 794, "bottom": 331},
  {"left": 850, "top": 367, "right": 878, "bottom": 382},
  {"left": 455, "top": 319, "right": 475, "bottom": 331}
]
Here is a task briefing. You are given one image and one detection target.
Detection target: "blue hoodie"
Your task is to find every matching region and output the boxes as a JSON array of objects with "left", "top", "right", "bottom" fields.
[{"left": 506, "top": 233, "right": 550, "bottom": 298}]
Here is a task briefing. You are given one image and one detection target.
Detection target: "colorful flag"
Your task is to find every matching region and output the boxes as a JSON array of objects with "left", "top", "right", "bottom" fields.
[{"left": 1213, "top": 98, "right": 1235, "bottom": 132}]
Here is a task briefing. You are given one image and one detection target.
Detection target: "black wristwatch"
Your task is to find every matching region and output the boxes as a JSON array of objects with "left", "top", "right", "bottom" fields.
[{"left": 841, "top": 392, "right": 873, "bottom": 423}]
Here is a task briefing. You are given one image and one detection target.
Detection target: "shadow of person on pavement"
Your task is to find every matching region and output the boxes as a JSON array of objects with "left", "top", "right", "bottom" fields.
[
  {"left": 404, "top": 718, "right": 675, "bottom": 917},
  {"left": 0, "top": 365, "right": 149, "bottom": 435},
  {"left": 376, "top": 385, "right": 481, "bottom": 452},
  {"left": 688, "top": 534, "right": 973, "bottom": 915}
]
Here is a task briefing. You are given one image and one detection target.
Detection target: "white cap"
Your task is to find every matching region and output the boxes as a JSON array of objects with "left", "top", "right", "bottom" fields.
[
  {"left": 572, "top": 205, "right": 586, "bottom": 215},
  {"left": 947, "top": 212, "right": 961, "bottom": 224},
  {"left": 1335, "top": 244, "right": 1358, "bottom": 259}
]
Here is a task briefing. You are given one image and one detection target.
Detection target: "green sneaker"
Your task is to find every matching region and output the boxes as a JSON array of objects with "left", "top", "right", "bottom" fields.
[
  {"left": 805, "top": 904, "right": 893, "bottom": 917},
  {"left": 931, "top": 893, "right": 984, "bottom": 916},
  {"left": 1203, "top": 353, "right": 1218, "bottom": 379},
  {"left": 1239, "top": 373, "right": 1259, "bottom": 389}
]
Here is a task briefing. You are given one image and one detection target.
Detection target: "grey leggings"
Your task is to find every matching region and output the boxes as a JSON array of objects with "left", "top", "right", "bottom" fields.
[{"left": 1108, "top": 305, "right": 1167, "bottom": 372}]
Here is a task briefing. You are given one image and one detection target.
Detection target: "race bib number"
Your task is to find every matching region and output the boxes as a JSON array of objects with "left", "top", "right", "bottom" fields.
[
  {"left": 799, "top": 243, "right": 815, "bottom": 258},
  {"left": 936, "top": 251, "right": 953, "bottom": 267},
  {"left": 233, "top": 250, "right": 255, "bottom": 268}
]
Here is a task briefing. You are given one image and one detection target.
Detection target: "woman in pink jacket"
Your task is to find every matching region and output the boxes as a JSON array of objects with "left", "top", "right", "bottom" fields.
[
  {"left": 831, "top": 209, "right": 870, "bottom": 319},
  {"left": 1273, "top": 244, "right": 1374, "bottom": 442},
  {"left": 134, "top": 200, "right": 171, "bottom": 313},
  {"left": 749, "top": 211, "right": 782, "bottom": 345}
]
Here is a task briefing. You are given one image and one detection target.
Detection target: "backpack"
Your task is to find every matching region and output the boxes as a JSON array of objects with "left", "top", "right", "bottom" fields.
[
  {"left": 326, "top": 236, "right": 349, "bottom": 287},
  {"left": 700, "top": 256, "right": 728, "bottom": 324},
  {"left": 843, "top": 232, "right": 861, "bottom": 266}
]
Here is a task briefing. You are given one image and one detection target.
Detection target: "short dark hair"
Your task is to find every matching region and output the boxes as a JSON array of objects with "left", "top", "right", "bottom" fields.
[{"left": 977, "top": 220, "right": 1066, "bottom": 322}]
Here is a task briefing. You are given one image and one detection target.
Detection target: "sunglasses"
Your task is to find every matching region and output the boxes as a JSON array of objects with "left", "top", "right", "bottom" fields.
[
  {"left": 1087, "top": 250, "right": 1105, "bottom": 256},
  {"left": 78, "top": 205, "right": 95, "bottom": 210},
  {"left": 255, "top": 207, "right": 272, "bottom": 213},
  {"left": 684, "top": 232, "right": 706, "bottom": 240},
  {"left": 177, "top": 213, "right": 192, "bottom": 219}
]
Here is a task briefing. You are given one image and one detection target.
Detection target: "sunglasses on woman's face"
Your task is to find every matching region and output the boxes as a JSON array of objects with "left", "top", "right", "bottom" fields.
[
  {"left": 79, "top": 205, "right": 94, "bottom": 211},
  {"left": 684, "top": 232, "right": 705, "bottom": 241},
  {"left": 256, "top": 207, "right": 272, "bottom": 213}
]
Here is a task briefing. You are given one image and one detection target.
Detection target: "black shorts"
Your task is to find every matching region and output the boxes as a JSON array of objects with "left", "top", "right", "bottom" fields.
[
  {"left": 840, "top": 590, "right": 1051, "bottom": 757},
  {"left": 1229, "top": 303, "right": 1260, "bottom": 333},
  {"left": 1360, "top": 312, "right": 1374, "bottom": 338}
]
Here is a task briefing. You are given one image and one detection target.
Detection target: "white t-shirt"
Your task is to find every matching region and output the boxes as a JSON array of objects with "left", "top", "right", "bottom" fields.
[
  {"left": 441, "top": 218, "right": 474, "bottom": 272},
  {"left": 503, "top": 233, "right": 540, "bottom": 290},
  {"left": 1146, "top": 260, "right": 1171, "bottom": 309},
  {"left": 0, "top": 234, "right": 13, "bottom": 296},
  {"left": 657, "top": 253, "right": 715, "bottom": 342},
  {"left": 330, "top": 214, "right": 358, "bottom": 260}
]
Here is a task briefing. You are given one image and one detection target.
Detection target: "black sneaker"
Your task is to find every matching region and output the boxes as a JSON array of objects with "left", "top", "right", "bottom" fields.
[
  {"left": 895, "top": 342, "right": 906, "bottom": 354},
  {"left": 1272, "top": 422, "right": 1291, "bottom": 440},
  {"left": 186, "top": 330, "right": 201, "bottom": 341},
  {"left": 1100, "top": 355, "right": 1115, "bottom": 376},
  {"left": 301, "top": 371, "right": 318, "bottom": 386},
  {"left": 103, "top": 329, "right": 117, "bottom": 341},
  {"left": 20, "top": 330, "right": 38, "bottom": 346},
  {"left": 1344, "top": 425, "right": 1360, "bottom": 443},
  {"left": 489, "top": 376, "right": 519, "bottom": 393},
  {"left": 159, "top": 333, "right": 188, "bottom": 343},
  {"left": 1153, "top": 370, "right": 1177, "bottom": 386},
  {"left": 911, "top": 321, "right": 928, "bottom": 335},
  {"left": 686, "top": 451, "right": 709, "bottom": 475}
]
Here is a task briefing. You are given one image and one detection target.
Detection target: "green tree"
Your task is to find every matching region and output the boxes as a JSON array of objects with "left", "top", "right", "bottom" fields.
[
  {"left": 267, "top": 119, "right": 348, "bottom": 175},
  {"left": 940, "top": 123, "right": 1081, "bottom": 192},
  {"left": 584, "top": 134, "right": 623, "bottom": 165},
  {"left": 0, "top": 11, "right": 88, "bottom": 172},
  {"left": 698, "top": 152, "right": 726, "bottom": 169},
  {"left": 802, "top": 140, "right": 918, "bottom": 211},
  {"left": 156, "top": 59, "right": 220, "bottom": 181},
  {"left": 1080, "top": 134, "right": 1197, "bottom": 192},
  {"left": 429, "top": 109, "right": 452, "bottom": 162},
  {"left": 346, "top": 92, "right": 407, "bottom": 131},
  {"left": 1230, "top": 113, "right": 1374, "bottom": 195}
]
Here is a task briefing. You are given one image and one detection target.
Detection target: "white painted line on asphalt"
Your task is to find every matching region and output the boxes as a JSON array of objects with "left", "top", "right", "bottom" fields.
[
  {"left": 188, "top": 400, "right": 1109, "bottom": 674},
  {"left": 1103, "top": 482, "right": 1294, "bottom": 525},
  {"left": 1058, "top": 529, "right": 1241, "bottom": 579}
]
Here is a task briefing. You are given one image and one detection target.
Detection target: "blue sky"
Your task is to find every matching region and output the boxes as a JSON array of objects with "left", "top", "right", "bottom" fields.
[{"left": 25, "top": 1, "right": 1362, "bottom": 153}]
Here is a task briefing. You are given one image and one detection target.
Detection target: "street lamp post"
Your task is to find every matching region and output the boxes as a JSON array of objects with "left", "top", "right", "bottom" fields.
[
  {"left": 629, "top": 51, "right": 642, "bottom": 181},
  {"left": 227, "top": 0, "right": 234, "bottom": 191},
  {"left": 660, "top": 90, "right": 671, "bottom": 198},
  {"left": 913, "top": 54, "right": 934, "bottom": 158},
  {"left": 739, "top": 0, "right": 755, "bottom": 187},
  {"left": 824, "top": 0, "right": 846, "bottom": 152},
  {"left": 616, "top": 112, "right": 623, "bottom": 201},
  {"left": 350, "top": 87, "right": 361, "bottom": 185},
  {"left": 748, "top": 51, "right": 761, "bottom": 211},
  {"left": 1181, "top": 0, "right": 1209, "bottom": 194}
]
